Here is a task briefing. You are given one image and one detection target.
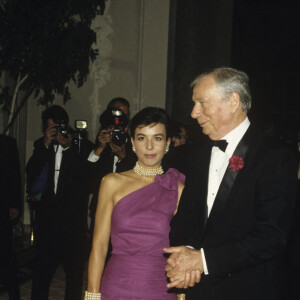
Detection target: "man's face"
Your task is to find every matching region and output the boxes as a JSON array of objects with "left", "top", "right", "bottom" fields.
[
  {"left": 172, "top": 127, "right": 188, "bottom": 147},
  {"left": 191, "top": 75, "right": 234, "bottom": 140}
]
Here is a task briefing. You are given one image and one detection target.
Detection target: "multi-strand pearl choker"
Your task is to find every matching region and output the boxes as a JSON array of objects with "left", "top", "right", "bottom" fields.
[{"left": 133, "top": 161, "right": 164, "bottom": 177}]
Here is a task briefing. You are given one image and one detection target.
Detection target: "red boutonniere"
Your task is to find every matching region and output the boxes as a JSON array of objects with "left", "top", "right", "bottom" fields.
[{"left": 229, "top": 155, "right": 244, "bottom": 172}]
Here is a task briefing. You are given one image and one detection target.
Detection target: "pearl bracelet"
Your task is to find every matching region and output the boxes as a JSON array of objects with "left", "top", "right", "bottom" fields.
[{"left": 85, "top": 291, "right": 101, "bottom": 300}]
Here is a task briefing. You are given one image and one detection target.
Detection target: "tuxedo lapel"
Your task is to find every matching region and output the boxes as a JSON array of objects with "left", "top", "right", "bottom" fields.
[
  {"left": 47, "top": 145, "right": 56, "bottom": 196},
  {"left": 194, "top": 142, "right": 211, "bottom": 231},
  {"left": 206, "top": 125, "right": 255, "bottom": 226}
]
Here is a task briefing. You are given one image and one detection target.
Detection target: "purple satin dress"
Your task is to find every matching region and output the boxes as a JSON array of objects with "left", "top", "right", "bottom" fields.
[{"left": 100, "top": 168, "right": 185, "bottom": 299}]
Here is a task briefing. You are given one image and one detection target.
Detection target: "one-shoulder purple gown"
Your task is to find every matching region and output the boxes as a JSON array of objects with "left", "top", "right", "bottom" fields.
[{"left": 100, "top": 168, "right": 185, "bottom": 299}]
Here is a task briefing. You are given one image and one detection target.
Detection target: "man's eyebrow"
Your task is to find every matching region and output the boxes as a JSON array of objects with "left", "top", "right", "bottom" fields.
[
  {"left": 192, "top": 98, "right": 201, "bottom": 102},
  {"left": 193, "top": 97, "right": 206, "bottom": 102}
]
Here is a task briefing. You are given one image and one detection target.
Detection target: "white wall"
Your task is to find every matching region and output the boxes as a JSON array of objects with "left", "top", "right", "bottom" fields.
[
  {"left": 26, "top": 0, "right": 170, "bottom": 142},
  {"left": 24, "top": 0, "right": 171, "bottom": 224}
]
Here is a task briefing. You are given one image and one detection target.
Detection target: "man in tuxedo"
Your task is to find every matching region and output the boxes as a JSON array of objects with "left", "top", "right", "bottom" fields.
[
  {"left": 0, "top": 134, "right": 22, "bottom": 300},
  {"left": 27, "top": 105, "right": 93, "bottom": 300},
  {"left": 164, "top": 67, "right": 298, "bottom": 299}
]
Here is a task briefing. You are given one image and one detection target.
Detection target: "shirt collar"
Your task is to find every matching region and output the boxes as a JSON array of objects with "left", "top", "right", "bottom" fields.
[{"left": 222, "top": 117, "right": 250, "bottom": 156}]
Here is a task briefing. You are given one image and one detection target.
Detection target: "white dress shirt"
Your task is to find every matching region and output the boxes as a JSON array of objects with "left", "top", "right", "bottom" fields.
[
  {"left": 207, "top": 117, "right": 250, "bottom": 216},
  {"left": 202, "top": 117, "right": 250, "bottom": 274},
  {"left": 88, "top": 150, "right": 119, "bottom": 172},
  {"left": 54, "top": 144, "right": 64, "bottom": 194}
]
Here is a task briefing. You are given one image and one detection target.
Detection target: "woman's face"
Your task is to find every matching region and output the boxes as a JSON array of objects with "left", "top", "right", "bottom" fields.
[{"left": 132, "top": 123, "right": 170, "bottom": 169}]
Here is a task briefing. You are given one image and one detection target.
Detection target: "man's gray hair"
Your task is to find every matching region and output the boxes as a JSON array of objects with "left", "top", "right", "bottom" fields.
[{"left": 191, "top": 67, "right": 252, "bottom": 112}]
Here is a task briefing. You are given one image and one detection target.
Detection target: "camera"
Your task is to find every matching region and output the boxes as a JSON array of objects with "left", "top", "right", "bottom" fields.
[
  {"left": 72, "top": 120, "right": 88, "bottom": 154},
  {"left": 57, "top": 120, "right": 70, "bottom": 138},
  {"left": 99, "top": 108, "right": 129, "bottom": 146},
  {"left": 57, "top": 120, "right": 88, "bottom": 144},
  {"left": 110, "top": 109, "right": 128, "bottom": 146},
  {"left": 75, "top": 120, "right": 87, "bottom": 131},
  {"left": 72, "top": 120, "right": 88, "bottom": 141}
]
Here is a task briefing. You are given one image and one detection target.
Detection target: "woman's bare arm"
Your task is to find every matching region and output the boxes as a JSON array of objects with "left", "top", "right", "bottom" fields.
[
  {"left": 87, "top": 174, "right": 116, "bottom": 292},
  {"left": 174, "top": 181, "right": 185, "bottom": 215}
]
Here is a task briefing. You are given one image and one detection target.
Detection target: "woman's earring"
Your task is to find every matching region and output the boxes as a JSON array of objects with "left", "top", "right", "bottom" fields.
[
  {"left": 165, "top": 147, "right": 169, "bottom": 154},
  {"left": 132, "top": 146, "right": 136, "bottom": 153}
]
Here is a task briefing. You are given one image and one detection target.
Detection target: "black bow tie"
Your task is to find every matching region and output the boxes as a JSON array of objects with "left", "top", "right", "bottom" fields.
[{"left": 211, "top": 139, "right": 228, "bottom": 152}]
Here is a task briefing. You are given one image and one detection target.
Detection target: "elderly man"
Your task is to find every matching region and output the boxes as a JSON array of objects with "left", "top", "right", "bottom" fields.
[{"left": 165, "top": 67, "right": 298, "bottom": 299}]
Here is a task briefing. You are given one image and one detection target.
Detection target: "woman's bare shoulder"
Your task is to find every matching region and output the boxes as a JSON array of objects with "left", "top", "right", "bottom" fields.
[
  {"left": 101, "top": 170, "right": 135, "bottom": 187},
  {"left": 100, "top": 173, "right": 120, "bottom": 190}
]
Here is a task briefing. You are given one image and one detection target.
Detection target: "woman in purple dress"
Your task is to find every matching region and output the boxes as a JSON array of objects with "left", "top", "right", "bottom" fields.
[{"left": 86, "top": 107, "right": 185, "bottom": 300}]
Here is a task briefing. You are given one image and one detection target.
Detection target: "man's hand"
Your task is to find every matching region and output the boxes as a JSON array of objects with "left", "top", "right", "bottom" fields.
[
  {"left": 9, "top": 208, "right": 19, "bottom": 220},
  {"left": 43, "top": 123, "right": 58, "bottom": 147},
  {"left": 57, "top": 133, "right": 72, "bottom": 149},
  {"left": 94, "top": 128, "right": 112, "bottom": 156},
  {"left": 109, "top": 142, "right": 126, "bottom": 160},
  {"left": 164, "top": 246, "right": 203, "bottom": 289}
]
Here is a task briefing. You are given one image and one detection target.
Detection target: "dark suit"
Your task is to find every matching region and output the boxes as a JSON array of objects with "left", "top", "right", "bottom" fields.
[
  {"left": 170, "top": 125, "right": 298, "bottom": 300},
  {"left": 284, "top": 178, "right": 300, "bottom": 299},
  {"left": 26, "top": 137, "right": 93, "bottom": 300},
  {"left": 163, "top": 142, "right": 198, "bottom": 176},
  {"left": 0, "top": 134, "right": 22, "bottom": 300}
]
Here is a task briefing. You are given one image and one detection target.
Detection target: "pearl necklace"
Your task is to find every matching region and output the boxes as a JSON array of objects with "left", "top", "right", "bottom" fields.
[{"left": 133, "top": 161, "right": 164, "bottom": 177}]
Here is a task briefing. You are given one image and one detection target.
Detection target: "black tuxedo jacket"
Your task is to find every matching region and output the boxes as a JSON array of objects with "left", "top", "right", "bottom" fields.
[
  {"left": 26, "top": 137, "right": 94, "bottom": 238},
  {"left": 170, "top": 125, "right": 298, "bottom": 300},
  {"left": 0, "top": 135, "right": 21, "bottom": 223}
]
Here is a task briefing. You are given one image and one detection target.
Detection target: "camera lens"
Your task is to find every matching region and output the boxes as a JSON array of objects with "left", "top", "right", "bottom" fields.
[
  {"left": 57, "top": 122, "right": 69, "bottom": 137},
  {"left": 111, "top": 131, "right": 128, "bottom": 146}
]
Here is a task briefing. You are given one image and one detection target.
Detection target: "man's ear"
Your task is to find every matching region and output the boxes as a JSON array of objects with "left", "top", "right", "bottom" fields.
[{"left": 229, "top": 92, "right": 241, "bottom": 113}]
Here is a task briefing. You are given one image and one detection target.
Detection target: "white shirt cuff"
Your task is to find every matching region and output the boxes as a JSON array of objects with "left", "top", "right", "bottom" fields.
[
  {"left": 88, "top": 150, "right": 100, "bottom": 162},
  {"left": 201, "top": 248, "right": 209, "bottom": 275}
]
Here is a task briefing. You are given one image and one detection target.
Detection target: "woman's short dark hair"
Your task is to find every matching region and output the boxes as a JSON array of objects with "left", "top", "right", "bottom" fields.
[
  {"left": 41, "top": 105, "right": 69, "bottom": 132},
  {"left": 129, "top": 107, "right": 170, "bottom": 139}
]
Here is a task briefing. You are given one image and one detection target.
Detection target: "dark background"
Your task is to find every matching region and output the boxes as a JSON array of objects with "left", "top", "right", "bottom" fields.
[{"left": 166, "top": 0, "right": 300, "bottom": 143}]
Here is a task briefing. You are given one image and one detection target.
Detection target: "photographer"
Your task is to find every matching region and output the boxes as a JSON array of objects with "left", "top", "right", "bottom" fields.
[
  {"left": 88, "top": 107, "right": 137, "bottom": 235},
  {"left": 26, "top": 105, "right": 93, "bottom": 300}
]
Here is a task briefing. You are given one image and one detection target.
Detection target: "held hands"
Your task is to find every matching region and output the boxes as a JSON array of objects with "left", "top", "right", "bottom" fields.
[{"left": 164, "top": 246, "right": 203, "bottom": 289}]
